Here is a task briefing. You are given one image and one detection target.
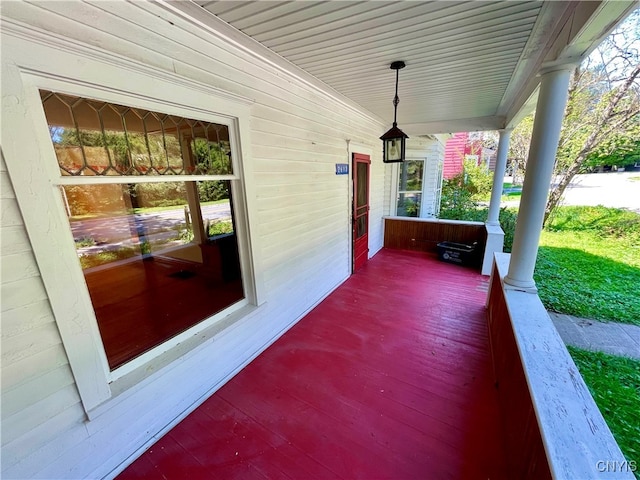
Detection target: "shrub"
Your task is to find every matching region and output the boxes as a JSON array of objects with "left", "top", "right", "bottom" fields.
[
  {"left": 75, "top": 236, "right": 96, "bottom": 248},
  {"left": 198, "top": 180, "right": 229, "bottom": 203},
  {"left": 546, "top": 205, "right": 640, "bottom": 242},
  {"left": 499, "top": 208, "right": 518, "bottom": 253},
  {"left": 439, "top": 177, "right": 477, "bottom": 219},
  {"left": 439, "top": 204, "right": 517, "bottom": 253},
  {"left": 461, "top": 159, "right": 493, "bottom": 199},
  {"left": 439, "top": 165, "right": 518, "bottom": 252},
  {"left": 208, "top": 220, "right": 234, "bottom": 236}
]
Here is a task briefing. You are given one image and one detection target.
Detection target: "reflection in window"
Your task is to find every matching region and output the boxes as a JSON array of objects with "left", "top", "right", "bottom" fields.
[
  {"left": 42, "top": 90, "right": 244, "bottom": 370},
  {"left": 41, "top": 90, "right": 233, "bottom": 176},
  {"left": 397, "top": 160, "right": 423, "bottom": 217}
]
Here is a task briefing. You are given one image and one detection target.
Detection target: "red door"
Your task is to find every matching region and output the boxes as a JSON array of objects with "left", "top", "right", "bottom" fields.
[{"left": 353, "top": 153, "right": 371, "bottom": 272}]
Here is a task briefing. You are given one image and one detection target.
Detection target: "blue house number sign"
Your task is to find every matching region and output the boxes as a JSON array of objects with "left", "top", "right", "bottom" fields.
[{"left": 335, "top": 163, "right": 349, "bottom": 175}]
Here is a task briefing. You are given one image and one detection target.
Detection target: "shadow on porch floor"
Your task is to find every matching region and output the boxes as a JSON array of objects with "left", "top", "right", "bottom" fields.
[{"left": 117, "top": 249, "right": 507, "bottom": 479}]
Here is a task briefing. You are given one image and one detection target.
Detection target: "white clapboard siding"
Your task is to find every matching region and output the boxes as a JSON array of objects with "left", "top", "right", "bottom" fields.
[
  {"left": 2, "top": 384, "right": 80, "bottom": 446},
  {"left": 257, "top": 182, "right": 346, "bottom": 200},
  {"left": 1, "top": 323, "right": 66, "bottom": 369},
  {"left": 1, "top": 299, "right": 57, "bottom": 340},
  {"left": 1, "top": 251, "right": 40, "bottom": 283},
  {"left": 0, "top": 225, "right": 33, "bottom": 256},
  {"left": 260, "top": 206, "right": 346, "bottom": 244},
  {"left": 250, "top": 105, "right": 381, "bottom": 144},
  {"left": 251, "top": 116, "right": 350, "bottom": 146},
  {"left": 1, "top": 276, "right": 50, "bottom": 313},
  {"left": 1, "top": 345, "right": 70, "bottom": 394},
  {"left": 0, "top": 123, "right": 82, "bottom": 471},
  {"left": 2, "top": 365, "right": 75, "bottom": 419},
  {"left": 0, "top": 1, "right": 388, "bottom": 478},
  {"left": 263, "top": 233, "right": 346, "bottom": 285},
  {"left": 382, "top": 162, "right": 394, "bottom": 217},
  {"left": 2, "top": 403, "right": 87, "bottom": 476},
  {"left": 263, "top": 227, "right": 347, "bottom": 289}
]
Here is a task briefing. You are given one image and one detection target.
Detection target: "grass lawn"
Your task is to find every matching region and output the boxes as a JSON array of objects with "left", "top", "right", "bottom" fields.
[
  {"left": 501, "top": 182, "right": 522, "bottom": 202},
  {"left": 130, "top": 199, "right": 227, "bottom": 215},
  {"left": 568, "top": 347, "right": 640, "bottom": 477},
  {"left": 535, "top": 206, "right": 640, "bottom": 326}
]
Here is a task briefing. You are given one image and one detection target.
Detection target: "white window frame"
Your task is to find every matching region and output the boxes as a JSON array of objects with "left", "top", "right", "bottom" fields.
[
  {"left": 391, "top": 156, "right": 445, "bottom": 218},
  {"left": 392, "top": 157, "right": 426, "bottom": 217},
  {"left": 433, "top": 158, "right": 444, "bottom": 217},
  {"left": 2, "top": 44, "right": 262, "bottom": 415}
]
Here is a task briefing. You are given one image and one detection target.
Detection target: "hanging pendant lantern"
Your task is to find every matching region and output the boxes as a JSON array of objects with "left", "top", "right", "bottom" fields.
[{"left": 380, "top": 61, "right": 409, "bottom": 163}]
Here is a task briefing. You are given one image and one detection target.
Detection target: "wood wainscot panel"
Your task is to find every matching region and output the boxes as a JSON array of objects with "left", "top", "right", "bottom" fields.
[{"left": 384, "top": 218, "right": 487, "bottom": 268}]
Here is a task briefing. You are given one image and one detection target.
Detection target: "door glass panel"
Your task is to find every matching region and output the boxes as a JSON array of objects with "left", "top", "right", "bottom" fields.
[
  {"left": 356, "top": 216, "right": 367, "bottom": 239},
  {"left": 356, "top": 162, "right": 368, "bottom": 207}
]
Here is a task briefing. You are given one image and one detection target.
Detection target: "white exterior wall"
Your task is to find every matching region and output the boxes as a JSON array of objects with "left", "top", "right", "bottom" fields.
[
  {"left": 0, "top": 2, "right": 385, "bottom": 478},
  {"left": 1, "top": 153, "right": 88, "bottom": 476}
]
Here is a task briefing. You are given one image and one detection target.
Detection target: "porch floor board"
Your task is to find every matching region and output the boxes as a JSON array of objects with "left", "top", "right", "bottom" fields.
[{"left": 117, "top": 249, "right": 507, "bottom": 479}]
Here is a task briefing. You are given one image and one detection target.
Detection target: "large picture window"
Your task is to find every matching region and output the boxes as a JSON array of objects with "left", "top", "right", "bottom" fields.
[{"left": 41, "top": 90, "right": 245, "bottom": 370}]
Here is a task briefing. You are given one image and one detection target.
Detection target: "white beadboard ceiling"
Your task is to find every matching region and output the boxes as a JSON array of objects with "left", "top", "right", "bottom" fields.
[{"left": 195, "top": 1, "right": 635, "bottom": 133}]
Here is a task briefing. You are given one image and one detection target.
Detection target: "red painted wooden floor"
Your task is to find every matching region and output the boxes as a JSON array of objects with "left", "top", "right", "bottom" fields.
[{"left": 117, "top": 249, "right": 507, "bottom": 479}]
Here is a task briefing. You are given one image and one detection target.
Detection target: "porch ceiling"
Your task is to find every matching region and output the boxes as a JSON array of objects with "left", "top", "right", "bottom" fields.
[{"left": 195, "top": 1, "right": 635, "bottom": 134}]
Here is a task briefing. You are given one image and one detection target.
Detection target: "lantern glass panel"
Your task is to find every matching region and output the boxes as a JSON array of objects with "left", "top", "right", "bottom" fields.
[{"left": 385, "top": 138, "right": 402, "bottom": 162}]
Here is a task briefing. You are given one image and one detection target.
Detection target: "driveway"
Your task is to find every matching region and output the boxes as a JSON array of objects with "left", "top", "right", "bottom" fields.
[
  {"left": 558, "top": 172, "right": 640, "bottom": 212},
  {"left": 504, "top": 171, "right": 640, "bottom": 212},
  {"left": 71, "top": 203, "right": 232, "bottom": 254}
]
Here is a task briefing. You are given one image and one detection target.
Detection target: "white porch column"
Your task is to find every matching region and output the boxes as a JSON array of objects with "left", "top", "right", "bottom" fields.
[
  {"left": 481, "top": 128, "right": 512, "bottom": 275},
  {"left": 486, "top": 128, "right": 512, "bottom": 225},
  {"left": 504, "top": 65, "right": 574, "bottom": 289}
]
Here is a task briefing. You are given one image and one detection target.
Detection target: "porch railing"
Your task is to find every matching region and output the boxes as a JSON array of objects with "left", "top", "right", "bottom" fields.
[
  {"left": 383, "top": 216, "right": 486, "bottom": 262},
  {"left": 487, "top": 253, "right": 634, "bottom": 479}
]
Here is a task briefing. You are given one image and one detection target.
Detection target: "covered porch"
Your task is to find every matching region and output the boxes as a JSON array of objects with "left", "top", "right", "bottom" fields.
[
  {"left": 1, "top": 2, "right": 636, "bottom": 479},
  {"left": 117, "top": 248, "right": 506, "bottom": 479}
]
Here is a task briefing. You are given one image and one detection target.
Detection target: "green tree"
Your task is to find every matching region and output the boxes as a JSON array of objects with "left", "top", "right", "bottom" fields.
[
  {"left": 192, "top": 138, "right": 231, "bottom": 174},
  {"left": 583, "top": 125, "right": 640, "bottom": 170},
  {"left": 507, "top": 114, "right": 534, "bottom": 185},
  {"left": 544, "top": 11, "right": 640, "bottom": 224}
]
